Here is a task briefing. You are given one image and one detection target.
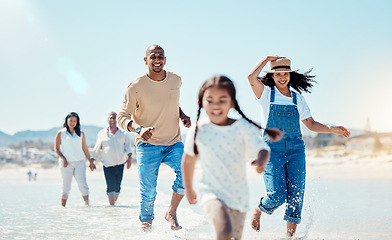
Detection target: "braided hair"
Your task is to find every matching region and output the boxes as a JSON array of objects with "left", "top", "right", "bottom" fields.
[{"left": 193, "top": 76, "right": 273, "bottom": 155}]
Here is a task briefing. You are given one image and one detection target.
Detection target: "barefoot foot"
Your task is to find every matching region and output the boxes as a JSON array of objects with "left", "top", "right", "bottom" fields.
[
  {"left": 250, "top": 207, "right": 262, "bottom": 232},
  {"left": 164, "top": 212, "right": 182, "bottom": 230},
  {"left": 142, "top": 221, "right": 152, "bottom": 232}
]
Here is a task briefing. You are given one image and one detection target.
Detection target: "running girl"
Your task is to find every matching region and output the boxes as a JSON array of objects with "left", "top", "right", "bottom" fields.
[{"left": 182, "top": 75, "right": 280, "bottom": 240}]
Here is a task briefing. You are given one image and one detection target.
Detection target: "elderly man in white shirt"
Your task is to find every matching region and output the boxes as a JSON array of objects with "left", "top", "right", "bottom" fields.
[{"left": 90, "top": 112, "right": 133, "bottom": 205}]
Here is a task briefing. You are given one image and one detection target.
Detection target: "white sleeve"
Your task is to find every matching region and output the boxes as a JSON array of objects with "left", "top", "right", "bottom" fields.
[
  {"left": 91, "top": 132, "right": 102, "bottom": 159},
  {"left": 124, "top": 131, "right": 133, "bottom": 155},
  {"left": 256, "top": 85, "right": 270, "bottom": 103},
  {"left": 241, "top": 120, "right": 270, "bottom": 161},
  {"left": 255, "top": 86, "right": 271, "bottom": 129},
  {"left": 184, "top": 126, "right": 196, "bottom": 156},
  {"left": 298, "top": 94, "right": 312, "bottom": 120}
]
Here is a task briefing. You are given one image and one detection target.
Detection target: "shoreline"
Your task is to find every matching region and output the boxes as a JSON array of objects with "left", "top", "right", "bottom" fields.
[
  {"left": 1, "top": 153, "right": 391, "bottom": 182},
  {"left": 1, "top": 145, "right": 391, "bottom": 181}
]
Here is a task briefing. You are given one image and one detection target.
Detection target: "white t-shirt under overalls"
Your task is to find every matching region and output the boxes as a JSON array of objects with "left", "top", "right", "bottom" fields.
[{"left": 256, "top": 86, "right": 312, "bottom": 128}]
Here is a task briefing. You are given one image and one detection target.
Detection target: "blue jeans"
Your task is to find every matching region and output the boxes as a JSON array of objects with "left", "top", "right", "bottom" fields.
[
  {"left": 103, "top": 164, "right": 124, "bottom": 195},
  {"left": 259, "top": 137, "right": 306, "bottom": 224},
  {"left": 136, "top": 141, "right": 184, "bottom": 222}
]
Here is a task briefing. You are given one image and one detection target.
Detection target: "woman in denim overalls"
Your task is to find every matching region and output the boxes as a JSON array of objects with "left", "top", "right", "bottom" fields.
[{"left": 247, "top": 56, "right": 351, "bottom": 237}]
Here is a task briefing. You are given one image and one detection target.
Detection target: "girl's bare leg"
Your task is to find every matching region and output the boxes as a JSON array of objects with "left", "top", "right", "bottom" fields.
[
  {"left": 204, "top": 199, "right": 234, "bottom": 240},
  {"left": 61, "top": 199, "right": 67, "bottom": 207},
  {"left": 227, "top": 207, "right": 246, "bottom": 240},
  {"left": 212, "top": 206, "right": 234, "bottom": 240}
]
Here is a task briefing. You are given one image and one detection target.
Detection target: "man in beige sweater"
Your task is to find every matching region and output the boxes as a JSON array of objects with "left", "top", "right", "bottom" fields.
[{"left": 117, "top": 45, "right": 191, "bottom": 231}]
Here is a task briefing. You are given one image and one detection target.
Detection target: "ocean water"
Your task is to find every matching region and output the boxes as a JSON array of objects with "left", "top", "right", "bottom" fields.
[{"left": 0, "top": 168, "right": 391, "bottom": 240}]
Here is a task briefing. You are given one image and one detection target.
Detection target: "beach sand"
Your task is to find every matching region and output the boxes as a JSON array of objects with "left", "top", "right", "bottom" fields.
[{"left": 305, "top": 146, "right": 392, "bottom": 180}]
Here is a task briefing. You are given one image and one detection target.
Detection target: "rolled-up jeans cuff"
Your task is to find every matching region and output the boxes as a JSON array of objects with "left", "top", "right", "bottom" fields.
[
  {"left": 284, "top": 214, "right": 301, "bottom": 224},
  {"left": 258, "top": 198, "right": 274, "bottom": 215},
  {"left": 107, "top": 191, "right": 119, "bottom": 196},
  {"left": 172, "top": 185, "right": 184, "bottom": 195},
  {"left": 139, "top": 215, "right": 154, "bottom": 222}
]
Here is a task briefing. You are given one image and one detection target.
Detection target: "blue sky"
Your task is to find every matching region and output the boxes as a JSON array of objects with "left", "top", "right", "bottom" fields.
[{"left": 1, "top": 0, "right": 391, "bottom": 135}]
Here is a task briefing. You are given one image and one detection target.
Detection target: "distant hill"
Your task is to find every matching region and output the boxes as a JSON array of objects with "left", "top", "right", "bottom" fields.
[
  {"left": 0, "top": 131, "right": 18, "bottom": 146},
  {"left": 13, "top": 127, "right": 59, "bottom": 143},
  {"left": 0, "top": 125, "right": 104, "bottom": 147}
]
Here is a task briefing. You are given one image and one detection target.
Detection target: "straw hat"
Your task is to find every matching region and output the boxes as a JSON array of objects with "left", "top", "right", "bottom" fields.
[{"left": 263, "top": 58, "right": 299, "bottom": 73}]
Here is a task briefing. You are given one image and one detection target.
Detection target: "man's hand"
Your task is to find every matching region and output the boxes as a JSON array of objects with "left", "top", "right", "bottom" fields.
[
  {"left": 126, "top": 156, "right": 132, "bottom": 169},
  {"left": 180, "top": 114, "right": 191, "bottom": 128},
  {"left": 140, "top": 127, "right": 155, "bottom": 141}
]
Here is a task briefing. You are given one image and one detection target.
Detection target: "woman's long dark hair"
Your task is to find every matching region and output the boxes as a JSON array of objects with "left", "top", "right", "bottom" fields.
[
  {"left": 193, "top": 76, "right": 282, "bottom": 155},
  {"left": 259, "top": 70, "right": 317, "bottom": 94},
  {"left": 63, "top": 112, "right": 81, "bottom": 137}
]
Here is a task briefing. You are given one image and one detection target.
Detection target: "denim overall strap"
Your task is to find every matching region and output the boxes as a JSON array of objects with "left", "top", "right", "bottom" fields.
[
  {"left": 270, "top": 87, "right": 276, "bottom": 103},
  {"left": 292, "top": 91, "right": 297, "bottom": 105}
]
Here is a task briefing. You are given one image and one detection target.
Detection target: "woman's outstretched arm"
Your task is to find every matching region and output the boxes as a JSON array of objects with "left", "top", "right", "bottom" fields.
[{"left": 302, "top": 117, "right": 351, "bottom": 137}]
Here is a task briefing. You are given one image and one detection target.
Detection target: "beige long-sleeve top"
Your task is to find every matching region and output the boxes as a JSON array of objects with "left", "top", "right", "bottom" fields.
[{"left": 117, "top": 71, "right": 182, "bottom": 146}]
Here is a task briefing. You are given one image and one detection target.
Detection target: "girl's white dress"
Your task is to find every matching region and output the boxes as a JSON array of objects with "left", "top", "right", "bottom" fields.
[{"left": 184, "top": 118, "right": 270, "bottom": 212}]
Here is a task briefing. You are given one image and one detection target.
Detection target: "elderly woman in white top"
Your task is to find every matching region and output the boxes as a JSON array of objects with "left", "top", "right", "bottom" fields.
[{"left": 54, "top": 112, "right": 95, "bottom": 207}]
